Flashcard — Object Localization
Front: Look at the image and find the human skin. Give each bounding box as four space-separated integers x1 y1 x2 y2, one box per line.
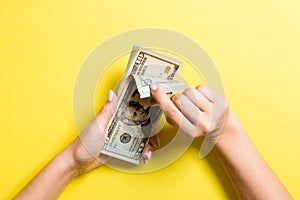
14 90 156 200
150 84 292 200
14 85 292 200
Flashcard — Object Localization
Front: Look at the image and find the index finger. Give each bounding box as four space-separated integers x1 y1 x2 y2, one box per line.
150 83 194 135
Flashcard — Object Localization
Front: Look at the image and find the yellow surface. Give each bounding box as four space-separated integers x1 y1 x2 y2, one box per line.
1 0 300 199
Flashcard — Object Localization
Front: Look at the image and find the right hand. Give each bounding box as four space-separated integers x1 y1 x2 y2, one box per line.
150 84 228 156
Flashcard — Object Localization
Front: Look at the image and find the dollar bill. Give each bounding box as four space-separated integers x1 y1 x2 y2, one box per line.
100 45 185 164
117 45 182 97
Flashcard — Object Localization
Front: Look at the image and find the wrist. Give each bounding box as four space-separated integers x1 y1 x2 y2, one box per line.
65 138 101 176
55 141 83 179
215 108 246 150
54 138 87 178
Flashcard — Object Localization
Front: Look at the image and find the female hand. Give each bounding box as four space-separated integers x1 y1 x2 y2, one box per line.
67 90 116 174
14 90 157 200
71 90 157 174
150 84 228 157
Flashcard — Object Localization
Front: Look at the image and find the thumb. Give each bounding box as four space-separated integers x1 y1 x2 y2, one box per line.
96 90 116 131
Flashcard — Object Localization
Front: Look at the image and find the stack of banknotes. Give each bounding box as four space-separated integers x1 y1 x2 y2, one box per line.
100 45 186 164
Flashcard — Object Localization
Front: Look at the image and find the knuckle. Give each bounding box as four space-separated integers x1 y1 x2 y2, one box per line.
195 85 206 91
198 121 210 133
183 88 197 100
183 88 193 96
185 125 200 138
213 96 228 113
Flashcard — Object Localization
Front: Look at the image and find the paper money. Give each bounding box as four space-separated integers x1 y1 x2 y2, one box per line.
100 45 186 164
117 45 182 96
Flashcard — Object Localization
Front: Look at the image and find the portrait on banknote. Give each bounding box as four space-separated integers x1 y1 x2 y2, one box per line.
121 88 157 127
118 78 162 138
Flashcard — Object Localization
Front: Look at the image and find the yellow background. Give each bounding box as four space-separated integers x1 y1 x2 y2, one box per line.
1 0 300 199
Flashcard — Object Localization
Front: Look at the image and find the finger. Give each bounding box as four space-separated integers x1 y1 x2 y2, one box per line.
149 134 160 148
183 88 212 112
171 94 204 126
196 85 213 102
142 143 153 154
196 85 228 117
96 90 116 131
150 84 182 123
141 144 152 164
150 84 195 135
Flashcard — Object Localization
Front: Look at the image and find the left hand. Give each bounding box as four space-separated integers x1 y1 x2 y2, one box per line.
69 90 158 175
69 90 116 175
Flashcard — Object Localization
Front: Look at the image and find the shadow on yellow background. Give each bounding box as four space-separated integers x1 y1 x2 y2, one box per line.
1 0 299 199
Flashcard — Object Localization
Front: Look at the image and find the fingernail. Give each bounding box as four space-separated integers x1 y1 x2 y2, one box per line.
142 151 152 164
107 90 114 102
150 83 157 91
145 151 152 160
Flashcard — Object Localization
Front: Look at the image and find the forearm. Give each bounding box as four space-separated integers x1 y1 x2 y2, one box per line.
214 109 291 200
14 142 79 200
